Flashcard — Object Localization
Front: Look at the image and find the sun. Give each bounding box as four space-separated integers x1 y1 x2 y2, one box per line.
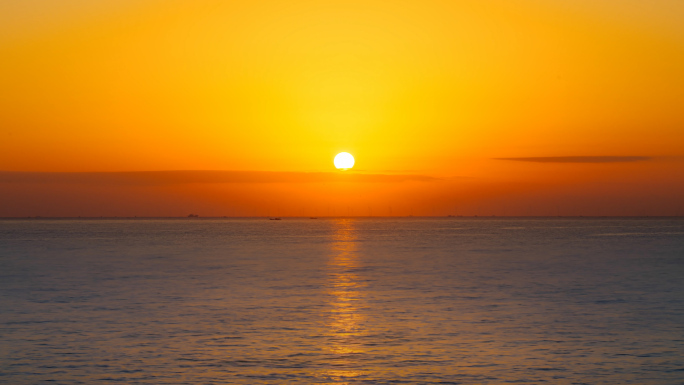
334 152 355 170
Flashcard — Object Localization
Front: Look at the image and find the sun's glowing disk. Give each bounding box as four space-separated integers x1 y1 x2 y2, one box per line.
334 152 355 170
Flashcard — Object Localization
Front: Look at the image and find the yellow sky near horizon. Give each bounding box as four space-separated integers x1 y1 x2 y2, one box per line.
1 0 683 216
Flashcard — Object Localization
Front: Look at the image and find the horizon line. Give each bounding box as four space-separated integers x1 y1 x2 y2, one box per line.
2 215 683 219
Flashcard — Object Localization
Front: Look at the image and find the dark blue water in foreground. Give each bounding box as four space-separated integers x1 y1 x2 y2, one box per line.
1 218 683 384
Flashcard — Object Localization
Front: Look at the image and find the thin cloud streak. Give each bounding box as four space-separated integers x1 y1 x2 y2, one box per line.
0 170 439 185
495 156 652 163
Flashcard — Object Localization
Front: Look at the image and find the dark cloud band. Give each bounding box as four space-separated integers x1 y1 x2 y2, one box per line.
0 170 438 185
495 156 652 163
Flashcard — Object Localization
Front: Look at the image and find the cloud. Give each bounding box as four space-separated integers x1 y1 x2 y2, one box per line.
0 170 439 185
494 156 652 163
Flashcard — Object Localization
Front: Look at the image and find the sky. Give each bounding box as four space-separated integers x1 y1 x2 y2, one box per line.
1 0 683 216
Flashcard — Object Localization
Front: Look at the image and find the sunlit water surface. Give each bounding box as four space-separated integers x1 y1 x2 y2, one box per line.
1 218 683 384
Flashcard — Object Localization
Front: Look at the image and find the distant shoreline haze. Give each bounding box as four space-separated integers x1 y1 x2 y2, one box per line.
1 166 683 217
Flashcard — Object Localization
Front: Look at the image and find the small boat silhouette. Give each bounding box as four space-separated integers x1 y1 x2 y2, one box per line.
269 217 282 220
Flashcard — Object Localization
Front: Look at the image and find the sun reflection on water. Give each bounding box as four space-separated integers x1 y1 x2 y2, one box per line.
323 218 367 382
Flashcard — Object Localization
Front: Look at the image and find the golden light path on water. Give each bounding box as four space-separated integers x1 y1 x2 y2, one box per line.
323 219 366 383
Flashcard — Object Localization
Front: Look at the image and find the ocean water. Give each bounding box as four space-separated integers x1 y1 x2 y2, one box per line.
1 218 683 384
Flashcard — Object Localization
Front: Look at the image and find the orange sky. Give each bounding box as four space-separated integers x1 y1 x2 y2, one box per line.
1 0 683 216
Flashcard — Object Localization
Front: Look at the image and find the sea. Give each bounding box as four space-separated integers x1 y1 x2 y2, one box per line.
1 218 683 384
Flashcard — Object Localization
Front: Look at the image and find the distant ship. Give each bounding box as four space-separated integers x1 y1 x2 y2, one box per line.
269 217 281 220
187 214 199 218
